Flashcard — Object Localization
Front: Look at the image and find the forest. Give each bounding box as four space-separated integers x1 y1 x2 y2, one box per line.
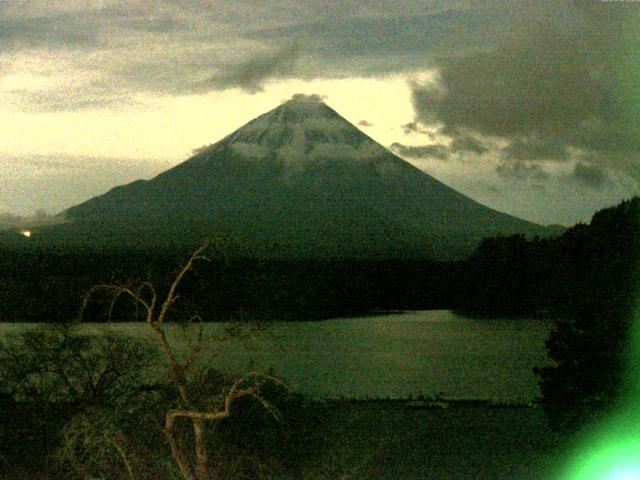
0 247 466 323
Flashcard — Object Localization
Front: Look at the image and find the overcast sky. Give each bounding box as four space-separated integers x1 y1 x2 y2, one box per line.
1 0 638 225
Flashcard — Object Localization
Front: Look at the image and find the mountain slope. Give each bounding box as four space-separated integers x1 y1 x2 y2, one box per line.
46 99 556 258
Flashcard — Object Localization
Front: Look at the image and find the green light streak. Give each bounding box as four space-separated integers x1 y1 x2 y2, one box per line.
560 410 640 479
558 263 640 478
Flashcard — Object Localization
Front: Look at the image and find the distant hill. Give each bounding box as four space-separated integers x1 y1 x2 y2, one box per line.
9 99 561 259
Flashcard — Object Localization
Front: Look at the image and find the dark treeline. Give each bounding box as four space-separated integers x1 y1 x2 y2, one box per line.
456 196 639 319
0 247 466 323
1 198 637 325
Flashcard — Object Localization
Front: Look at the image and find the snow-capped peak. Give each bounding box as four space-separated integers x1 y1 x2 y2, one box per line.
221 100 388 163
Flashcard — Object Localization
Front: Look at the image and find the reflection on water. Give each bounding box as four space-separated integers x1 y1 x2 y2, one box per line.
0 310 553 402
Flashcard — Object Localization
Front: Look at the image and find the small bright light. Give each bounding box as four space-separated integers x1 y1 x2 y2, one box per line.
20 230 31 238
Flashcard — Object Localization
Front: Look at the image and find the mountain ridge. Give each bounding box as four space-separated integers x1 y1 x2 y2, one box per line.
28 99 561 258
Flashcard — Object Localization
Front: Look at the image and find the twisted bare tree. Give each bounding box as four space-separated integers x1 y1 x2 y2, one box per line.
83 244 284 480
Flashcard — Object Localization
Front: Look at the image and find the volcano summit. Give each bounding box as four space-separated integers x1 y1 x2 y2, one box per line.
44 99 555 258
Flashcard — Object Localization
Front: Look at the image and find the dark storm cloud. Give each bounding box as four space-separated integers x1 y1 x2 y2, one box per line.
246 10 495 67
0 1 507 110
0 11 99 50
0 2 190 52
411 4 615 136
390 142 449 160
204 42 303 93
571 162 608 189
411 22 605 137
410 2 640 178
201 5 500 92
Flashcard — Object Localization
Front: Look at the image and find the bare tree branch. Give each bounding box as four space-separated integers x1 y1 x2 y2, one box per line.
157 242 210 325
79 242 284 480
82 284 153 322
109 434 136 480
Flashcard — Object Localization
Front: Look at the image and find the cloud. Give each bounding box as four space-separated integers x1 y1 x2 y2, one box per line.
306 141 386 161
390 135 487 161
411 10 610 137
230 142 268 159
0 2 191 53
401 121 435 139
245 7 512 76
0 1 511 110
390 142 449 160
287 93 326 103
0 211 25 228
495 161 548 182
0 10 100 51
358 120 373 127
571 162 608 189
13 87 137 112
450 136 487 155
501 137 568 162
205 42 303 93
410 3 640 178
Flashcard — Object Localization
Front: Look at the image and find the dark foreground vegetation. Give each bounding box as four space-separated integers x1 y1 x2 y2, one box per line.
0 324 565 479
1 397 566 479
0 325 305 479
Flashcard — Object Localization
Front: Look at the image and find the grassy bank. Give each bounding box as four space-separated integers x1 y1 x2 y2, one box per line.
296 400 566 479
1 399 568 479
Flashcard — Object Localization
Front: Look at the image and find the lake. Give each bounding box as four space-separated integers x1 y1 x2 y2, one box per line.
0 310 554 402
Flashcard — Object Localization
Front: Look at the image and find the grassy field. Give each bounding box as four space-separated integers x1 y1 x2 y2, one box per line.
1 397 571 479
289 400 567 479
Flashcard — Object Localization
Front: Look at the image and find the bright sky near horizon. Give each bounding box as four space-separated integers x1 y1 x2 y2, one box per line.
1 0 638 226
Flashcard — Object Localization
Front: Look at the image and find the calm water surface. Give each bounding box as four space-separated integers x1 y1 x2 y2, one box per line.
0 310 554 402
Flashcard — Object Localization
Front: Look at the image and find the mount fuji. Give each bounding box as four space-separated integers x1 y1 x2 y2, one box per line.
38 99 557 258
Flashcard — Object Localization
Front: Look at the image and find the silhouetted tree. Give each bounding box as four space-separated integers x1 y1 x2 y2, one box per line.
0 324 160 478
536 197 639 430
